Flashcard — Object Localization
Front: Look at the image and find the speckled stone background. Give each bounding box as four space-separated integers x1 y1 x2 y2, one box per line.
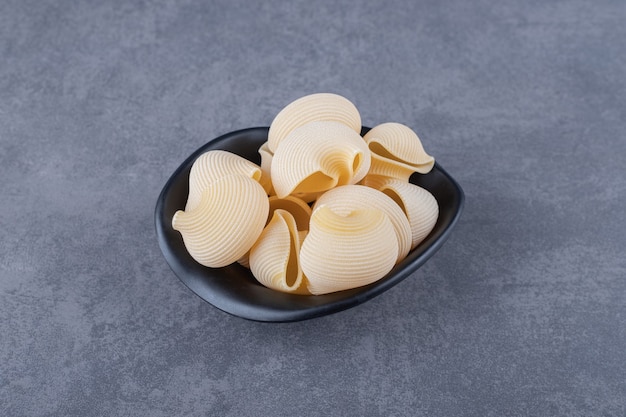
2 0 625 416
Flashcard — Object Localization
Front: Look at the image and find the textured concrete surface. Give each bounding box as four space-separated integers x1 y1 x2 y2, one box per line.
2 0 625 416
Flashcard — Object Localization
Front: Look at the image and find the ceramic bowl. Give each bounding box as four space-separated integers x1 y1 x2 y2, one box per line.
155 127 464 322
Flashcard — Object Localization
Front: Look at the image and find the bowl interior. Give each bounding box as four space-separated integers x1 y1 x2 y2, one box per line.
155 127 464 322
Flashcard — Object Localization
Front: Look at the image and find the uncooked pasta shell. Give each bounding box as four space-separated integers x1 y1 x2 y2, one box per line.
313 185 412 263
363 122 435 180
249 209 310 295
186 150 262 211
301 205 398 295
172 175 269 268
268 93 362 153
361 175 439 249
271 121 371 198
268 195 312 231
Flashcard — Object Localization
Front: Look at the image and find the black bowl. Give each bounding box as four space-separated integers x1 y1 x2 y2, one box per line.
155 127 464 322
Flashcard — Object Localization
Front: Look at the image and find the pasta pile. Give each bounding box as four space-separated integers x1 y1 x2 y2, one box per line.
172 93 439 295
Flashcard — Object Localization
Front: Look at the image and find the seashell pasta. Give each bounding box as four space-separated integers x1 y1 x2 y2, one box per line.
313 184 412 263
268 93 362 153
249 209 310 295
363 122 435 181
172 92 439 297
271 121 371 198
172 174 269 268
361 175 439 249
300 205 399 295
186 150 263 211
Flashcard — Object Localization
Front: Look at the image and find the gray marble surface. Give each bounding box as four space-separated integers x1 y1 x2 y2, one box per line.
2 0 625 416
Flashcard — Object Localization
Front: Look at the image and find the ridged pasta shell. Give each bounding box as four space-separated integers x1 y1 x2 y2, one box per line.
186 150 262 211
249 209 310 295
271 121 371 198
268 195 312 230
238 230 307 269
361 175 439 250
268 93 362 153
363 123 435 180
172 175 269 268
313 185 412 263
301 205 398 295
260 139 318 204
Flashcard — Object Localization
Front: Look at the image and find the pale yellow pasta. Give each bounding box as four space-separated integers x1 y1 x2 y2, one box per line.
271 121 371 198
300 205 398 295
236 225 309 269
363 122 434 180
268 195 312 230
172 175 269 268
249 209 310 295
260 140 320 203
186 150 262 211
313 185 412 263
361 175 439 249
268 93 362 153
173 92 441 297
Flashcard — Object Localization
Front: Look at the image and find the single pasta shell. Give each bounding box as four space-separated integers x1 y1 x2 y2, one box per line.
249 209 310 295
268 195 312 230
313 185 412 263
172 175 269 268
363 122 435 180
186 150 262 211
361 175 439 250
240 221 309 271
268 93 362 153
271 121 371 198
301 205 398 295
